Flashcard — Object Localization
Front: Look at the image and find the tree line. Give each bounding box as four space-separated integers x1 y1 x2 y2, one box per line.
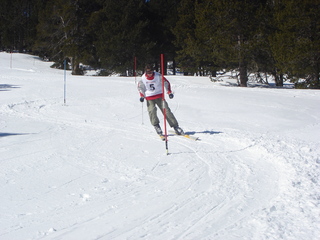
0 0 319 88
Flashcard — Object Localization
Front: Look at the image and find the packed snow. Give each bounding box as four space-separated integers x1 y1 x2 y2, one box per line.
0 52 319 240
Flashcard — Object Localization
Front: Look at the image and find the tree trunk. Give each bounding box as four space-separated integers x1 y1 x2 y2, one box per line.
71 57 83 75
173 60 176 75
239 60 248 87
273 69 283 87
212 70 217 77
276 74 284 87
238 34 248 87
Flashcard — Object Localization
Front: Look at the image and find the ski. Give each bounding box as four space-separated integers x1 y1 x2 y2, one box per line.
159 134 166 141
169 131 199 141
180 134 199 141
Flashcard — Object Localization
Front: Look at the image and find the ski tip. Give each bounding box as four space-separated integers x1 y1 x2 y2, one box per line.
183 134 199 141
169 130 199 140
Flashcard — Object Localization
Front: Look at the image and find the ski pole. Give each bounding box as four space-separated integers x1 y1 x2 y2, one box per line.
141 102 144 125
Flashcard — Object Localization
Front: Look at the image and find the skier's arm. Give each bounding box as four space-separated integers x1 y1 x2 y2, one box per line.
137 80 146 97
163 77 172 94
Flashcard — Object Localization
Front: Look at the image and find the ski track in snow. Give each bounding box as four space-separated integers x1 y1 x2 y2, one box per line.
0 53 319 240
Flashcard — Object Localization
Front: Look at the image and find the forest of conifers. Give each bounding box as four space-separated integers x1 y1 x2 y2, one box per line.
1 0 319 88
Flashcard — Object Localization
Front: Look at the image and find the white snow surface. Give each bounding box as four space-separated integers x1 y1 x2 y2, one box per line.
0 52 319 240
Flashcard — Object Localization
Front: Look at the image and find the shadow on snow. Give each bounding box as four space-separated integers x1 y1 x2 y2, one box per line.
0 84 20 91
186 130 222 135
0 133 28 138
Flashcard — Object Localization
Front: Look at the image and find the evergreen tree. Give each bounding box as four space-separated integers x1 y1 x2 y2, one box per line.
0 0 40 52
269 0 320 88
173 0 199 75
195 0 270 86
35 0 101 75
2 0 317 86
93 0 150 75
93 0 181 75
144 0 180 73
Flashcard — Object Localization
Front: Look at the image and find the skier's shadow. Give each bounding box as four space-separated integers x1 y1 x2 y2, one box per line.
0 132 28 138
185 130 222 136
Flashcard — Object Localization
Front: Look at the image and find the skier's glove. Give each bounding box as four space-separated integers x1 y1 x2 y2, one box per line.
169 93 174 99
140 97 144 102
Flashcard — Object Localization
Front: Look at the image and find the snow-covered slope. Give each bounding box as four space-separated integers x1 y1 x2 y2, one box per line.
1 52 319 240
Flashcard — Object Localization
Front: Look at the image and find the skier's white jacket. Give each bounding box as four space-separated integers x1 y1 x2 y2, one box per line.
138 72 172 100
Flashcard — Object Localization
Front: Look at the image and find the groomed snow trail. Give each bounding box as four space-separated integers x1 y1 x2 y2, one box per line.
0 53 319 240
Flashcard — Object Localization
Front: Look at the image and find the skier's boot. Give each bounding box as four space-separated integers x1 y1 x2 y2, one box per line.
174 126 184 135
154 124 163 136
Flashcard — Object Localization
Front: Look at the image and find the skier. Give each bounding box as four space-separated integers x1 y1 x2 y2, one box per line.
138 64 184 137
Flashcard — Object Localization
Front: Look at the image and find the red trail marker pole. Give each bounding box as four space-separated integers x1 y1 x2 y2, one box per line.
161 54 169 155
